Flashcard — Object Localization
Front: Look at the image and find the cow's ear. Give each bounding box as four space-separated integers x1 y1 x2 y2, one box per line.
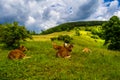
22 45 24 48
64 43 69 47
64 43 68 47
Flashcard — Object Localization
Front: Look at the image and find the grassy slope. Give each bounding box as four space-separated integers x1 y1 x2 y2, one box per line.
0 30 120 80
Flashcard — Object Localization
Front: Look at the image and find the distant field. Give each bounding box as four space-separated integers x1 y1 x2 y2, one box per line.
0 29 120 80
28 31 74 41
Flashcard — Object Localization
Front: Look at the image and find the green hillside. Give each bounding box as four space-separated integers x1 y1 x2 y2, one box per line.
0 28 120 80
41 21 106 34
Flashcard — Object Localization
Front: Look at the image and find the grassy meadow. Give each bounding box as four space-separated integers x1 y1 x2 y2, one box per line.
0 28 120 80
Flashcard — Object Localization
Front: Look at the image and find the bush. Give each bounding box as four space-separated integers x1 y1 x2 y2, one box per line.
57 35 73 43
91 26 104 39
50 37 57 41
91 35 99 39
85 27 92 31
51 35 73 43
74 27 80 36
0 22 32 48
91 27 99 35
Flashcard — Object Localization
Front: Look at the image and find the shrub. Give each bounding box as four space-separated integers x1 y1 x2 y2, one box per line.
91 26 104 39
91 27 99 35
58 35 73 43
91 35 99 39
51 35 73 43
0 22 32 48
85 27 92 31
74 27 80 36
50 37 57 41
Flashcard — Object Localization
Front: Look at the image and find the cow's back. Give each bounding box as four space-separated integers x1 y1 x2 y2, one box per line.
8 49 25 59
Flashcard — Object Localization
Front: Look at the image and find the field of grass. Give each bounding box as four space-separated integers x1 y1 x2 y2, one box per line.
0 30 120 80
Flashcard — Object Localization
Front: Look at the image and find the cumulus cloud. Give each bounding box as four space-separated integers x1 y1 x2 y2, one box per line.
114 10 120 17
89 0 120 20
0 0 120 32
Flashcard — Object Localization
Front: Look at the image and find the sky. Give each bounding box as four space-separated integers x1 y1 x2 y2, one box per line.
0 0 120 33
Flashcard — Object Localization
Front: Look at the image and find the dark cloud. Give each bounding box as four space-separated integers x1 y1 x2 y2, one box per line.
68 0 99 21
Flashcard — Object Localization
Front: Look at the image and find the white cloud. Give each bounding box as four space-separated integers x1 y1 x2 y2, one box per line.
26 16 36 25
88 0 120 21
0 0 120 32
114 10 120 17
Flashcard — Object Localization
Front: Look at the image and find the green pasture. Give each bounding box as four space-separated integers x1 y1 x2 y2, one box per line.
0 30 120 80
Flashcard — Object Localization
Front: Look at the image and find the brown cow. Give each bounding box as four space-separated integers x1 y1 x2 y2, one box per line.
52 43 73 58
82 48 92 53
8 45 28 60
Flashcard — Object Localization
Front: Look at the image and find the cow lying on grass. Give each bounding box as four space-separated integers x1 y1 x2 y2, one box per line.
52 43 73 58
82 48 92 53
8 45 31 60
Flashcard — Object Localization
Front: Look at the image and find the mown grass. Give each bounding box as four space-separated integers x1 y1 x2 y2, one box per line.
0 30 120 80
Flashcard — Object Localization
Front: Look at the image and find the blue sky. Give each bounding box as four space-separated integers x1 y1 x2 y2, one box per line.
0 0 120 32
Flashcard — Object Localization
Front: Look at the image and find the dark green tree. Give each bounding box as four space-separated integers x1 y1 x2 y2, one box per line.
102 16 120 50
74 27 80 36
57 35 73 43
0 22 32 48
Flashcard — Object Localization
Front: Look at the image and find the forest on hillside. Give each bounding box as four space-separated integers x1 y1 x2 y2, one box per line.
41 21 107 34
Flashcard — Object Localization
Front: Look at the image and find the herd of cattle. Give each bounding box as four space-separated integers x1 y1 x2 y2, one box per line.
7 43 91 60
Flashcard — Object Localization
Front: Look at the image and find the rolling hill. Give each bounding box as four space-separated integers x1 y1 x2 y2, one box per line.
41 21 106 34
0 28 120 80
